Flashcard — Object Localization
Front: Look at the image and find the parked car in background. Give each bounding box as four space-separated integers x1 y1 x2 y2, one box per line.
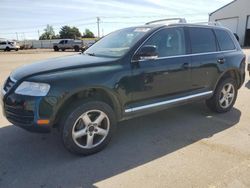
53 39 83 52
81 41 97 52
1 19 246 155
0 40 20 51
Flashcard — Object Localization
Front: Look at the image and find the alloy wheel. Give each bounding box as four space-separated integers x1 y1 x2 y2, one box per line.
219 83 235 109
72 110 110 149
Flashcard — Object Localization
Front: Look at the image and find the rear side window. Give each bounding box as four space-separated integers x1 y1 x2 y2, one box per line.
214 29 235 51
189 27 217 53
142 27 186 57
0 41 6 45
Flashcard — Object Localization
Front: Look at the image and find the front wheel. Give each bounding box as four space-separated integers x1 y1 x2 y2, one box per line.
74 46 80 52
61 101 116 155
53 46 59 51
206 78 238 113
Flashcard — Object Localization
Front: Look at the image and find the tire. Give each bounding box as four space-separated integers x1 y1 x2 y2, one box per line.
60 101 116 155
54 46 59 51
61 48 65 51
74 46 80 52
15 48 18 51
5 47 10 51
206 77 238 113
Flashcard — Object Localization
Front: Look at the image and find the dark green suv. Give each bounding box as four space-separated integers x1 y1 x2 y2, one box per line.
1 22 246 155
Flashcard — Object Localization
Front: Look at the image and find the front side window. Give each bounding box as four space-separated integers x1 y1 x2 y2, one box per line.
189 27 217 53
85 27 152 58
214 29 235 51
141 27 186 57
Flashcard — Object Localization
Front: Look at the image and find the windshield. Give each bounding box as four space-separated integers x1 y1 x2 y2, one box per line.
84 27 152 58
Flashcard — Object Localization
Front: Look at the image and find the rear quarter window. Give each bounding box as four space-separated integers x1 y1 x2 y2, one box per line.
189 27 217 54
214 29 235 51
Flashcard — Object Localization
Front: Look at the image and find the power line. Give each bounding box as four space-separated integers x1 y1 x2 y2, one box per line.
0 16 208 39
0 13 207 31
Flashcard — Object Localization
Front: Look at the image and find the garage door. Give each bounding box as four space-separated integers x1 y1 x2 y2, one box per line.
216 17 239 33
245 16 250 46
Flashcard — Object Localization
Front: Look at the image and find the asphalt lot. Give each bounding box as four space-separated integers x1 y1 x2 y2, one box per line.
0 49 250 188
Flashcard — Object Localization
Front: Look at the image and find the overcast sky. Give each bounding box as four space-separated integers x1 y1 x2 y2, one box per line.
0 0 232 40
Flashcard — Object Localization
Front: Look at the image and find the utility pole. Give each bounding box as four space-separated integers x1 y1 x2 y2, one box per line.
97 17 100 38
38 30 40 39
15 32 19 41
22 32 26 46
22 32 26 40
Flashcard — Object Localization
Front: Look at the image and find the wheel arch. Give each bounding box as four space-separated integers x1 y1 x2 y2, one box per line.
54 87 122 126
213 69 241 91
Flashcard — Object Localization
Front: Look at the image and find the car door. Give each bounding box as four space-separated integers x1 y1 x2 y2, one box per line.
58 40 64 48
188 27 224 92
64 40 70 48
130 27 191 106
0 41 7 50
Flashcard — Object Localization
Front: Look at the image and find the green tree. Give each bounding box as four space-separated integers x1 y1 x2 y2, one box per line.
39 25 57 40
82 29 95 38
59 26 81 39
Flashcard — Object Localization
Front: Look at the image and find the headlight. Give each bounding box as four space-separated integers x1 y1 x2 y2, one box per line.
15 81 50 96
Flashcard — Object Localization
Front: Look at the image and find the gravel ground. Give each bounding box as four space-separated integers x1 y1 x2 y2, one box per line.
0 49 249 188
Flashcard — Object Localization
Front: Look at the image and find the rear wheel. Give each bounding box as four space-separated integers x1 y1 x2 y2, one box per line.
5 47 10 51
206 78 237 113
60 101 116 155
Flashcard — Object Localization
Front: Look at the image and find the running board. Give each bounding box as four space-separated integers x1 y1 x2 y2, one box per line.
125 91 213 113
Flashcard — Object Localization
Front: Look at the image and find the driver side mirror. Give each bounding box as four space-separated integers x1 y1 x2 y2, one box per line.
134 45 158 61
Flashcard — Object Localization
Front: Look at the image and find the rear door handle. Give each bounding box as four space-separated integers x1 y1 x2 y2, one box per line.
183 62 191 69
217 58 225 64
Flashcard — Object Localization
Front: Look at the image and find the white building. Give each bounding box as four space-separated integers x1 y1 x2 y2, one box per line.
209 0 250 46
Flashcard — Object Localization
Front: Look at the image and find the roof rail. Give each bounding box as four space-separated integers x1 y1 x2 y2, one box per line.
192 21 222 26
145 18 187 25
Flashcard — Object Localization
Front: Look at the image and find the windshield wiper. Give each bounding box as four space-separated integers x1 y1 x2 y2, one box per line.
85 52 96 56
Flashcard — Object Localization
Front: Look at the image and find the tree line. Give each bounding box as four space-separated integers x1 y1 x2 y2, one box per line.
39 25 95 40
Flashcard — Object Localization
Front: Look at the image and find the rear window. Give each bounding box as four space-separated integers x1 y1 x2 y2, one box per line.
214 29 235 51
189 27 217 54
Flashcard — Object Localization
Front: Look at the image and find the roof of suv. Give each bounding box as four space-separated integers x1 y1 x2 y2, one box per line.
134 22 230 34
143 23 226 29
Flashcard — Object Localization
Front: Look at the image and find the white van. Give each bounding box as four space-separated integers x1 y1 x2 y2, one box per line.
0 40 20 51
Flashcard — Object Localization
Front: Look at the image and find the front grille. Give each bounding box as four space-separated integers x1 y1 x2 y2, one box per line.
5 104 34 126
3 77 16 94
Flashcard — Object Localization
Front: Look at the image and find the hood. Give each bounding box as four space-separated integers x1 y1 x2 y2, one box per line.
11 54 116 81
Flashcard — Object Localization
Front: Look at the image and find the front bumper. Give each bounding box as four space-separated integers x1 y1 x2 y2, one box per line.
1 92 55 133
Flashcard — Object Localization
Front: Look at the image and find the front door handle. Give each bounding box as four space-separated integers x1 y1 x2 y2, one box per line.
217 58 225 64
